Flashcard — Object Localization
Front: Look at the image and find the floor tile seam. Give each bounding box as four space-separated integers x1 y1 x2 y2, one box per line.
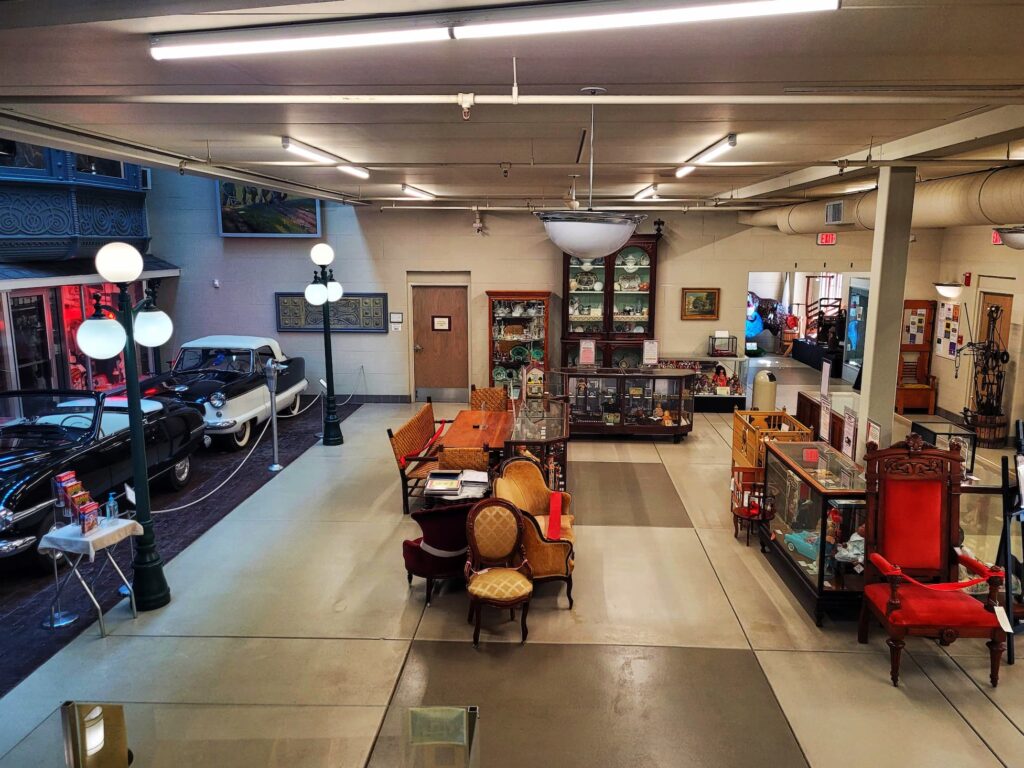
103 631 420 642
939 646 1024 740
407 636 753 652
691 526 811 768
905 649 1013 767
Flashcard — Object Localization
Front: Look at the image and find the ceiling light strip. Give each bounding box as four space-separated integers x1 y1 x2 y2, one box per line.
633 184 658 201
402 183 436 200
282 136 371 178
151 0 839 60
675 133 737 178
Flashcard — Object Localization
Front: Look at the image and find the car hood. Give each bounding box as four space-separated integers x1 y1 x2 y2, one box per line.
0 444 72 498
150 371 246 401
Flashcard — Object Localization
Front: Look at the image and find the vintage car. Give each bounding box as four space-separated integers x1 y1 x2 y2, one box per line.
145 335 307 450
784 530 821 562
0 390 204 571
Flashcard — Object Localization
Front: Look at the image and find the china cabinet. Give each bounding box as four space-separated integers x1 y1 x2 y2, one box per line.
487 290 551 397
759 441 867 625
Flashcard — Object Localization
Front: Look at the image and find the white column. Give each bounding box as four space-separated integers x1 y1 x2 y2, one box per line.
856 166 917 459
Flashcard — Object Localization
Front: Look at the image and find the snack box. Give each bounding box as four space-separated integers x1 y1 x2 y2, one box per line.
79 501 100 535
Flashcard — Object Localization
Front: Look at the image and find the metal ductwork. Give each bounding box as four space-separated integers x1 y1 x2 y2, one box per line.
738 165 1024 233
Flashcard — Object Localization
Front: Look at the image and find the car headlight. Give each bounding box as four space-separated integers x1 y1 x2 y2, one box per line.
0 508 12 532
209 392 226 408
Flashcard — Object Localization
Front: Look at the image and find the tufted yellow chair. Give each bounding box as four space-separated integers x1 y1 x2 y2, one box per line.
494 457 575 608
465 499 533 646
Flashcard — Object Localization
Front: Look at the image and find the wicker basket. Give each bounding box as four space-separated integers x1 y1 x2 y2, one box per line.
732 408 812 468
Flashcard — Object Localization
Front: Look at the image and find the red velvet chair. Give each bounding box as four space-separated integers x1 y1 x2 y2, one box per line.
403 501 473 606
859 434 1006 686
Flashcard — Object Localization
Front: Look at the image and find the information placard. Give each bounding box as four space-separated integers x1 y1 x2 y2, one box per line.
579 339 596 366
819 394 832 441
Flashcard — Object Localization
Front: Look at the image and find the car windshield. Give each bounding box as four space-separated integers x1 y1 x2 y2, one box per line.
174 347 252 374
0 393 99 447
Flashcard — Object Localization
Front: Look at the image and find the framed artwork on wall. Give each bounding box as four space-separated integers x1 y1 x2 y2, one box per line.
217 182 321 237
681 288 721 321
275 292 388 333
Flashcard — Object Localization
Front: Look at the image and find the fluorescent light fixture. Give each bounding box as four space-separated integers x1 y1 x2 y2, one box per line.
634 184 658 201
453 0 839 39
674 133 736 177
402 184 436 200
337 164 371 180
282 136 337 164
151 1 839 60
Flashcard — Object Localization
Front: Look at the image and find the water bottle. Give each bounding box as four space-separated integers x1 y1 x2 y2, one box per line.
104 492 119 521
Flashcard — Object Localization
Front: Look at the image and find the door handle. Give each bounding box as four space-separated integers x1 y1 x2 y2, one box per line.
413 344 424 352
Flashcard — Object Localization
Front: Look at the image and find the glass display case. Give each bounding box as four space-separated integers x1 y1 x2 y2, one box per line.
549 367 694 442
796 390 860 453
611 245 653 338
487 290 551 398
911 418 978 475
658 356 748 412
760 441 867 625
843 281 869 377
505 398 570 490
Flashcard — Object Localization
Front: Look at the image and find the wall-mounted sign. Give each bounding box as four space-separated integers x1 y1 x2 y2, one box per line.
642 339 659 366
579 339 596 366
820 359 831 397
432 315 451 332
841 406 857 459
992 230 1004 245
816 232 838 246
819 394 832 441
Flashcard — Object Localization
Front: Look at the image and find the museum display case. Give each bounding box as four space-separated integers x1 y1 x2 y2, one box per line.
660 356 748 412
549 367 694 441
731 408 813 470
795 390 860 454
505 397 570 490
488 290 551 397
759 441 867 625
911 418 978 475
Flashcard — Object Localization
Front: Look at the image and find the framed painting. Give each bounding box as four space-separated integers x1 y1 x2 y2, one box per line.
681 288 720 321
275 292 388 333
217 182 321 237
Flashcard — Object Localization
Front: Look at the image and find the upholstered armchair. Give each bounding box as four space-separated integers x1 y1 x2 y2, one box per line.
403 501 473 606
859 435 1006 686
465 499 533 646
470 384 510 412
494 457 574 607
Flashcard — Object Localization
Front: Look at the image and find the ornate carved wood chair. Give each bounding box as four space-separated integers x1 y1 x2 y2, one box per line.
465 499 533 647
470 384 510 412
859 435 1006 686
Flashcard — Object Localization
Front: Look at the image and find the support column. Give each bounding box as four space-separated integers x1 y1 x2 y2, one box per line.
856 166 917 459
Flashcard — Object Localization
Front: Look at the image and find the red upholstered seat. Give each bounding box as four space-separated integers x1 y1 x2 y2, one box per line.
864 583 999 628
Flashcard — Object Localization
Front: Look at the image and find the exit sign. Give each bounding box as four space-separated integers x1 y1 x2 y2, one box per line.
816 232 838 246
993 230 1004 245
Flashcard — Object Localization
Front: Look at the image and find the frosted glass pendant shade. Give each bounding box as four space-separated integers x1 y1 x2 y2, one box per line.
995 227 1024 250
326 280 344 302
77 317 127 359
134 308 174 347
95 242 144 283
535 211 647 259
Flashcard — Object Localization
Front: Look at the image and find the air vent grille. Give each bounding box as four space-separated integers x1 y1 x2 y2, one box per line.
825 200 844 225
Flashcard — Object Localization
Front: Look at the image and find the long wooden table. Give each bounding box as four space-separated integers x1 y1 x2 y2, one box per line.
439 410 513 450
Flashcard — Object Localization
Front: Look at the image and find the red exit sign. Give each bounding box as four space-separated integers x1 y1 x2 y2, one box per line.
816 232 838 246
993 230 1004 245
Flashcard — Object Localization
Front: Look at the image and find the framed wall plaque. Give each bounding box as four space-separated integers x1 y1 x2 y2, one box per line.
275 292 388 333
680 288 720 321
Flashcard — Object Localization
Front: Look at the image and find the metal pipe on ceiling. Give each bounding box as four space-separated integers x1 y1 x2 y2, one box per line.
380 204 766 212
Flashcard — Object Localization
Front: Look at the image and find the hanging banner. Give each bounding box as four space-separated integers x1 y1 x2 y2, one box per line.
935 301 962 360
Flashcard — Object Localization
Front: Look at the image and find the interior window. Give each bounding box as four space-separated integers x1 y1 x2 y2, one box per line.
74 153 124 178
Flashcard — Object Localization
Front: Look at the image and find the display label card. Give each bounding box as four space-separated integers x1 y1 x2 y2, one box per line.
841 407 857 459
820 360 831 397
995 606 1015 633
867 419 881 448
642 339 659 366
819 394 832 441
714 330 729 338
579 339 596 366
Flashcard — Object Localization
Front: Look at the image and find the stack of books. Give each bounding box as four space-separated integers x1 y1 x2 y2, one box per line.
424 470 490 499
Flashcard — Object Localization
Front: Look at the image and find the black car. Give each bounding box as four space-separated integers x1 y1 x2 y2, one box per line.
0 390 204 571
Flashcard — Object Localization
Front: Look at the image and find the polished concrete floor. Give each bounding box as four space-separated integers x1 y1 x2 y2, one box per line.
1 366 1023 766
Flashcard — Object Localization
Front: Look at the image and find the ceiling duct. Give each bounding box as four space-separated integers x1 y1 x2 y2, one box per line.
739 165 1024 233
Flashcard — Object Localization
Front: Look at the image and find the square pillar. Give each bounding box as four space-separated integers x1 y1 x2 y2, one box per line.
856 166 917 459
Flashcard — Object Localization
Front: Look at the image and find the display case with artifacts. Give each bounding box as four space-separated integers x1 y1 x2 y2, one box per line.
660 356 748 412
488 291 551 399
759 441 867 624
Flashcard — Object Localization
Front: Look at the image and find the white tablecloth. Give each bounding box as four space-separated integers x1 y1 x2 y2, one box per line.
38 518 143 562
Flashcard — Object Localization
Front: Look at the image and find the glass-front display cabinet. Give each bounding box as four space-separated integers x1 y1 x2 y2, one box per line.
659 356 749 412
488 291 551 398
504 398 570 491
760 441 867 625
911 418 978 475
549 367 694 442
796 390 861 454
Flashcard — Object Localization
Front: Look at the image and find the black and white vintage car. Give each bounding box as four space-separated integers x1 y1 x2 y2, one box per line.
146 335 307 450
0 390 204 571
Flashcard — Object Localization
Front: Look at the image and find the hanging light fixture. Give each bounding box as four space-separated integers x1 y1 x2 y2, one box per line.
536 87 646 259
994 226 1024 250
934 282 964 299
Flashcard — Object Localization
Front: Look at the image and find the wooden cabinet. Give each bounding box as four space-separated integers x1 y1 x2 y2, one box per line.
561 225 662 366
487 291 551 398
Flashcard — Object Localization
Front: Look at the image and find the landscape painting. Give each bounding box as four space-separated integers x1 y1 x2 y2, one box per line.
218 182 321 237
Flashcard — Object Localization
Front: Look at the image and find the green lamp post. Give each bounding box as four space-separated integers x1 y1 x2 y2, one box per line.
76 242 173 611
305 243 344 446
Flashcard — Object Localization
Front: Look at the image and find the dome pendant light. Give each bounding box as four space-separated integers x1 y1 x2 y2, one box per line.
994 226 1024 250
536 87 646 258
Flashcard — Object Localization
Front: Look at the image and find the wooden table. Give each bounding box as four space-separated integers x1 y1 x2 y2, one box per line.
440 410 513 450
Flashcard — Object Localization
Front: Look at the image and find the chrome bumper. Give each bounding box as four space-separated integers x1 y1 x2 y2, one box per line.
0 536 37 558
205 419 238 432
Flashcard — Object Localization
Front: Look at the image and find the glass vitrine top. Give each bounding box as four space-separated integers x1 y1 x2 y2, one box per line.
912 419 975 437
768 441 866 492
510 399 569 443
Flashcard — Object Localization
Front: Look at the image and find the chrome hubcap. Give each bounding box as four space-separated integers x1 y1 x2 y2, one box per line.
174 458 190 482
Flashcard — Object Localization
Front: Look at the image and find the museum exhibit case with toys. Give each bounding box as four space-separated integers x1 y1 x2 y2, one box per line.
760 441 867 625
796 390 861 454
549 367 694 442
488 290 551 399
659 355 748 412
505 393 570 491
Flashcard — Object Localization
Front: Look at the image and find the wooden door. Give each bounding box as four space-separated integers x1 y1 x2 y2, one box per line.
412 285 469 402
978 292 1012 348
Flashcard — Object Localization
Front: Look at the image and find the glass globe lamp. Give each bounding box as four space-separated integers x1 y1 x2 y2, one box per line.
305 282 328 306
95 242 144 284
77 316 127 359
310 243 335 266
326 280 343 302
134 307 174 347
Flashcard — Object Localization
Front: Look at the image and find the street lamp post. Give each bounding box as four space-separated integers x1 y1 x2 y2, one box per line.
305 243 344 446
76 242 174 611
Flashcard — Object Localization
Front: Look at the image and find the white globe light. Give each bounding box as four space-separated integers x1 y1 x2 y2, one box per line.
134 308 174 347
95 242 144 283
535 211 647 259
305 282 328 306
326 280 344 302
310 243 335 266
77 317 127 360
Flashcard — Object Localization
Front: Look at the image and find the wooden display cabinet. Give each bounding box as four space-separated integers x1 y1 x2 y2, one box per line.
488 291 551 398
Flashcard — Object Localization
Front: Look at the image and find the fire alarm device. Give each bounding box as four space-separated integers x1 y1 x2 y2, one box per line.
963 272 972 286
